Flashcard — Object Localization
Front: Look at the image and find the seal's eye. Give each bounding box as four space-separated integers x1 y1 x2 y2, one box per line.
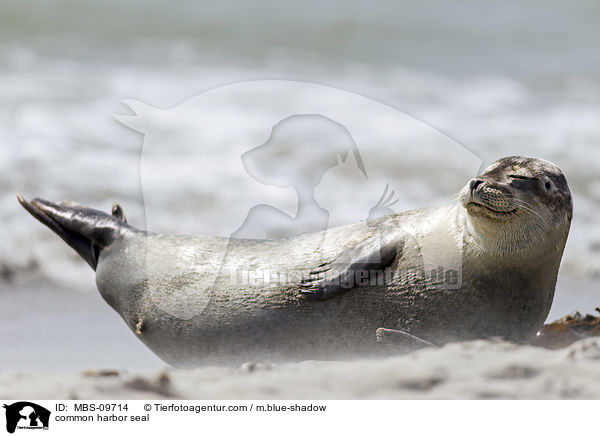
508 174 539 182
545 181 552 191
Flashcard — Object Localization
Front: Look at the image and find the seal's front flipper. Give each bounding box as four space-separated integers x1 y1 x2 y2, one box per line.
299 232 399 300
376 328 433 351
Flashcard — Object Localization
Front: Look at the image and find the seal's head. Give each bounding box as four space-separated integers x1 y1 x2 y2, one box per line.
459 156 572 255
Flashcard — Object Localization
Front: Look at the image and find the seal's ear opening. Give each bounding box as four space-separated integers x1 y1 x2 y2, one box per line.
17 194 129 271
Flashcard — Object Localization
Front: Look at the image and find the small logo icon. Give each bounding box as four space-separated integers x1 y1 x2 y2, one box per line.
3 402 50 434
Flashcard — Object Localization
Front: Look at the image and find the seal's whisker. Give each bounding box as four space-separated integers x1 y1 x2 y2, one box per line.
509 198 548 225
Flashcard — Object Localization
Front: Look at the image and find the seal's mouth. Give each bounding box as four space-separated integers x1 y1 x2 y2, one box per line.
466 201 518 217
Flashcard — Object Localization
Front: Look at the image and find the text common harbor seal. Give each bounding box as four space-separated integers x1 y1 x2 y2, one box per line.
18 156 572 366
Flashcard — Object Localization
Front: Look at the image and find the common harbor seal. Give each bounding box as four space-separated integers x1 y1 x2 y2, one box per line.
18 156 572 366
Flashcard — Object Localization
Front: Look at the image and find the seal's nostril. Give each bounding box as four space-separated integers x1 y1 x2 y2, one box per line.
470 179 484 192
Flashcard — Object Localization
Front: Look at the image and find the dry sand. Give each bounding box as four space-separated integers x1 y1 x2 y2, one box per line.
3 338 600 400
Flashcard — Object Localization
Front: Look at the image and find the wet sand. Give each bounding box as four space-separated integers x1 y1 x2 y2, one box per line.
0 281 163 372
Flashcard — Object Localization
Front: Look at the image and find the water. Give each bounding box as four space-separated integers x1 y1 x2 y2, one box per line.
1 1 599 313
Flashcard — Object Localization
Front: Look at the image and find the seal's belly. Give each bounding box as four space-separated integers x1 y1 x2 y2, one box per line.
153 285 395 365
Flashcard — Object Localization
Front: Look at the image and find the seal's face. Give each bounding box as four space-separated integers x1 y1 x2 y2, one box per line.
459 156 572 254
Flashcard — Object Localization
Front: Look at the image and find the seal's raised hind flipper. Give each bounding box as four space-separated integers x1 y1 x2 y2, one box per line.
299 232 400 300
17 194 132 271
